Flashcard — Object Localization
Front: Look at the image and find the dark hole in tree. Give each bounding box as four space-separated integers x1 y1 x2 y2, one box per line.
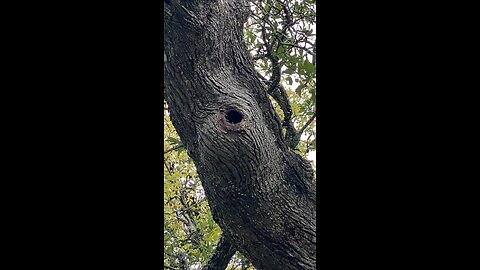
225 110 243 124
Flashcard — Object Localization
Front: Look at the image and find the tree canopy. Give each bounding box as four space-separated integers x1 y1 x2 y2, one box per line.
164 0 316 269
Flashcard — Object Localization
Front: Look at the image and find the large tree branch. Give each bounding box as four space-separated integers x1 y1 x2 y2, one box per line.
202 234 236 270
254 0 308 150
257 69 299 149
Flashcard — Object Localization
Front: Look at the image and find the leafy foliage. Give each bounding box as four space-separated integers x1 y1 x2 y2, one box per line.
164 104 222 269
164 0 316 268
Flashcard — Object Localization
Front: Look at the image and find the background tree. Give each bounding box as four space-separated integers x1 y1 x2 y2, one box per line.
164 0 316 269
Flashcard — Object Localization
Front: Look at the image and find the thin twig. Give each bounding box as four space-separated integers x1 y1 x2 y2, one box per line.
279 42 316 57
164 144 184 154
298 113 316 137
164 161 173 175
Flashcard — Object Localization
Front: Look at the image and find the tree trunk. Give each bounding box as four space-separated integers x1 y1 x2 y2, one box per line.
164 1 316 269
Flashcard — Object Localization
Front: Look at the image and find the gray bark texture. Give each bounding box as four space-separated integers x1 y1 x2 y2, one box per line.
164 0 316 269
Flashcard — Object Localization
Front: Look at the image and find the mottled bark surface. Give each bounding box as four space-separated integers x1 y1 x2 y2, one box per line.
164 1 316 269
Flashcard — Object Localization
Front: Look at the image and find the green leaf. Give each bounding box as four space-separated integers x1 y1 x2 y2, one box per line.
311 139 316 150
277 45 285 57
303 60 316 74
166 137 181 144
284 68 295 75
286 76 293 85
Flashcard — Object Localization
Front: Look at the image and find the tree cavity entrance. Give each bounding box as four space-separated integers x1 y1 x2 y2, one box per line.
225 110 243 124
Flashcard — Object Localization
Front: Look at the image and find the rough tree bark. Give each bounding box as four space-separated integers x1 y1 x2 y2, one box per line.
202 234 236 270
164 0 316 269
